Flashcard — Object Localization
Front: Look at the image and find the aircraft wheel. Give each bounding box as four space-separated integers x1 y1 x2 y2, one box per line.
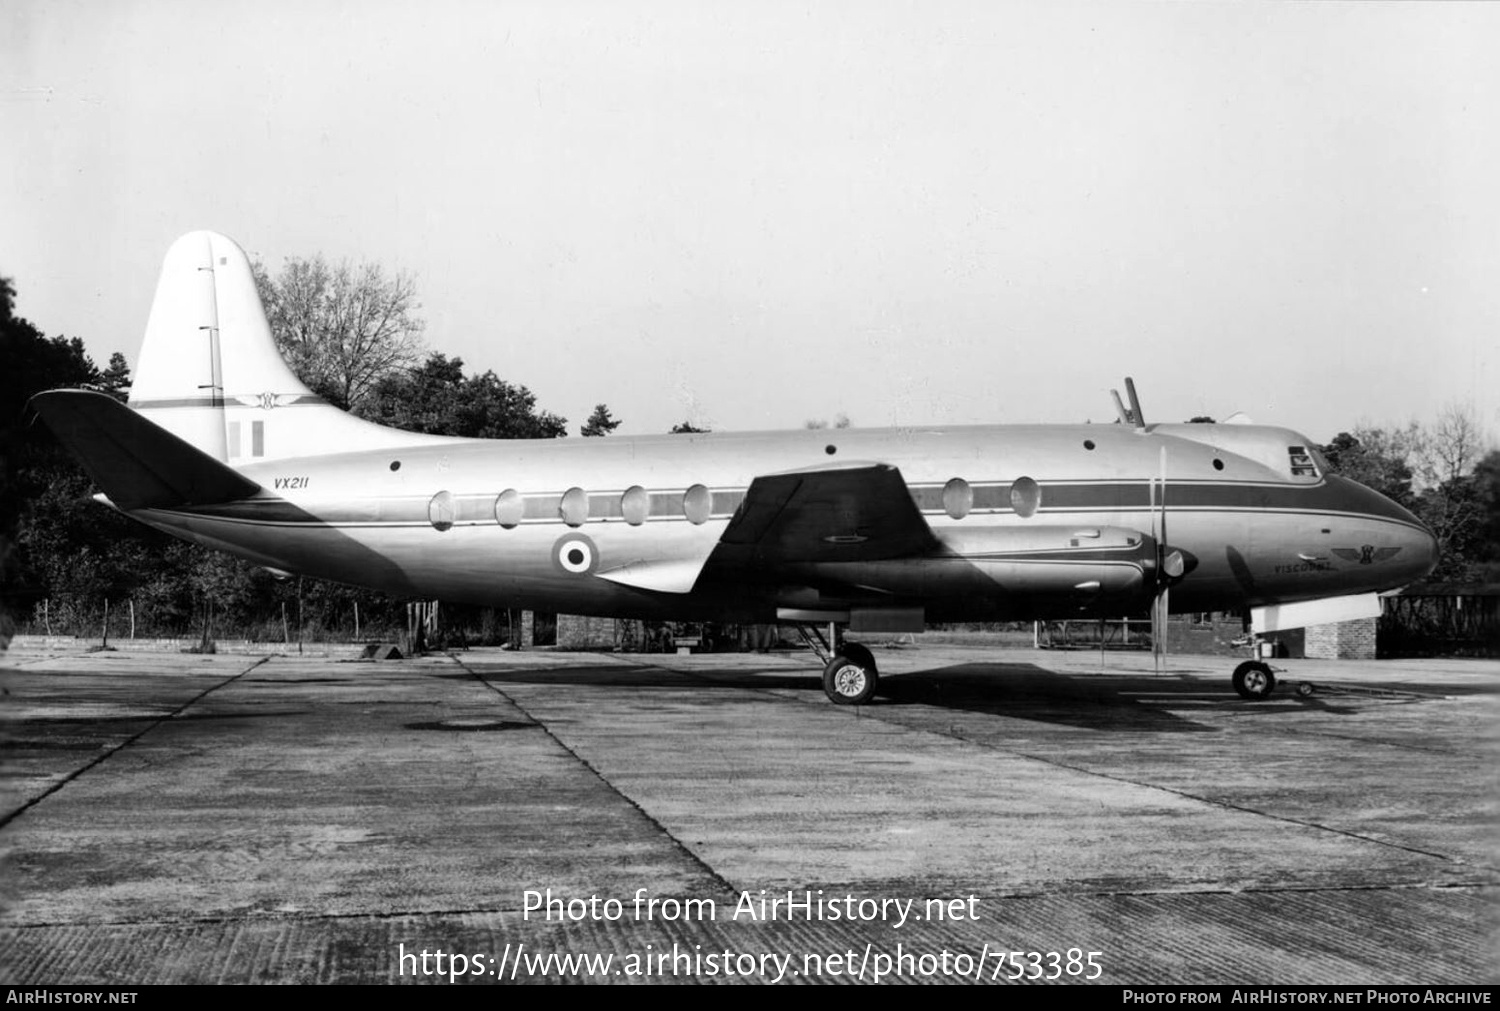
823 655 877 705
1296 681 1316 698
1232 661 1276 701
840 642 877 674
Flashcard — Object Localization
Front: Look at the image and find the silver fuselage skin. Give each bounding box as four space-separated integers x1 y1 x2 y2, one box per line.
125 419 1437 624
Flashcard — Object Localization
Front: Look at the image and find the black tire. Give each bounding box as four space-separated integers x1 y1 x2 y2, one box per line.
823 654 878 705
1232 660 1276 700
840 642 877 674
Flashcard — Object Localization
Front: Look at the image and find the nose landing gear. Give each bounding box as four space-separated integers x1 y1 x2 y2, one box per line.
1232 660 1277 700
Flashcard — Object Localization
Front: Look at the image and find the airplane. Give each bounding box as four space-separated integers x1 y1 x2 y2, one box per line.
30 231 1439 705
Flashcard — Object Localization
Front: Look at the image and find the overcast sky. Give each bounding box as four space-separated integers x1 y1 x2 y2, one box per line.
5 1 1497 442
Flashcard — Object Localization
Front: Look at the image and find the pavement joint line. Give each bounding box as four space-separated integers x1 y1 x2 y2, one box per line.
4 880 1493 931
610 655 1493 875
442 651 743 902
474 652 1500 884
928 724 1493 873
0 654 274 831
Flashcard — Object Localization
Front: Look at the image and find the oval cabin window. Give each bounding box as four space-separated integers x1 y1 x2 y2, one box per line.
428 490 456 532
942 478 972 520
683 484 712 525
1010 476 1041 518
494 489 523 528
559 487 589 528
621 485 649 526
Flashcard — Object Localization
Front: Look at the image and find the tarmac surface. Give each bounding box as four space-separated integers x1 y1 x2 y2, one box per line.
0 641 1495 985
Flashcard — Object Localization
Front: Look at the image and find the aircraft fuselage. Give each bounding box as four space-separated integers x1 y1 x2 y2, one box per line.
130 417 1437 625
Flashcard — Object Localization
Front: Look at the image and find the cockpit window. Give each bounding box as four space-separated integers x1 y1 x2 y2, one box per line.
1287 446 1320 479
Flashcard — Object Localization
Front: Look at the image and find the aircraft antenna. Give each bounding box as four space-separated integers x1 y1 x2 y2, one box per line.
195 265 224 408
1125 377 1146 430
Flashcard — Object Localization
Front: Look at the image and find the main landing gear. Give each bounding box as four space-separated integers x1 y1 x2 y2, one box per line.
823 642 878 705
794 625 879 705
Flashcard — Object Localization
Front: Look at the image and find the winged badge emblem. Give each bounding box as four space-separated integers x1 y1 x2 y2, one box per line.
234 392 302 411
1331 545 1403 566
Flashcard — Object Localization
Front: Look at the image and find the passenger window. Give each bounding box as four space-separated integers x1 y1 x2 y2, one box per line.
1010 476 1041 518
683 484 712 525
428 491 455 532
494 489 523 528
621 486 649 526
942 478 972 520
559 487 589 527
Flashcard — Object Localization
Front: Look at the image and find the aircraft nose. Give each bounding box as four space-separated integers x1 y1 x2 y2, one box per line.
1398 522 1441 584
1323 476 1440 586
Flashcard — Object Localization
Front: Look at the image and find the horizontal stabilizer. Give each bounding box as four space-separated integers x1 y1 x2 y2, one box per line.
30 390 262 510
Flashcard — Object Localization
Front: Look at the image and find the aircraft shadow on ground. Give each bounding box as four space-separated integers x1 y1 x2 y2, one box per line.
871 662 1380 731
438 658 1376 732
444 664 813 691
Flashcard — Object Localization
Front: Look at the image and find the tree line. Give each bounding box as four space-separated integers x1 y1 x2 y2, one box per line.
2 258 1496 646
0 257 705 643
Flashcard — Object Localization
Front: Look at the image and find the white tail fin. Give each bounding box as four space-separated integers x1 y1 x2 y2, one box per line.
129 231 441 463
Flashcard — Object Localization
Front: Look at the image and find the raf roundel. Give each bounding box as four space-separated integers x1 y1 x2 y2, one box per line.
553 534 599 576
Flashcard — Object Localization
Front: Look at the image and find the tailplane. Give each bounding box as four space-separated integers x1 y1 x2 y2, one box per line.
31 390 261 510
128 231 441 463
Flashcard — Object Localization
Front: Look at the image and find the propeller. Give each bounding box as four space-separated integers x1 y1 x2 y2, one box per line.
1109 377 1186 672
1150 445 1187 673
1151 447 1167 671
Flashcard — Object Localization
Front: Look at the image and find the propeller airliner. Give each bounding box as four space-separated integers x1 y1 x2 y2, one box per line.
31 232 1439 704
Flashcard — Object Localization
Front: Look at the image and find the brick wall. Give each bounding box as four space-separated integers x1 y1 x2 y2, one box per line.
1304 617 1377 660
556 614 617 649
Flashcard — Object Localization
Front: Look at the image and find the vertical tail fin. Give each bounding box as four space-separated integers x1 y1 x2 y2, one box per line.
129 231 440 463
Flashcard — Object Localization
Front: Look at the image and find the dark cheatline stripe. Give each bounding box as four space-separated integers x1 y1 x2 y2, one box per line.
130 395 329 409
523 494 562 521
165 476 1426 533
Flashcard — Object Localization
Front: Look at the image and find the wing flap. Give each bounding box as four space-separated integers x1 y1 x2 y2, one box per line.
720 462 937 563
30 389 261 510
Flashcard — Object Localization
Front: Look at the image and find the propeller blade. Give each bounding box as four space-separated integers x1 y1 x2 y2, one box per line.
1153 445 1168 674
1158 445 1168 549
1153 586 1169 674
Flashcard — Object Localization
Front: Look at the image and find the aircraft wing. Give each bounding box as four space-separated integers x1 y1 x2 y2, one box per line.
719 462 939 563
29 389 262 510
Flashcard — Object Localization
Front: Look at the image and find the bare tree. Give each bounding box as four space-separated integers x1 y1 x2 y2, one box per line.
253 255 425 410
1325 408 1496 582
1414 404 1492 580
1418 403 1486 489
